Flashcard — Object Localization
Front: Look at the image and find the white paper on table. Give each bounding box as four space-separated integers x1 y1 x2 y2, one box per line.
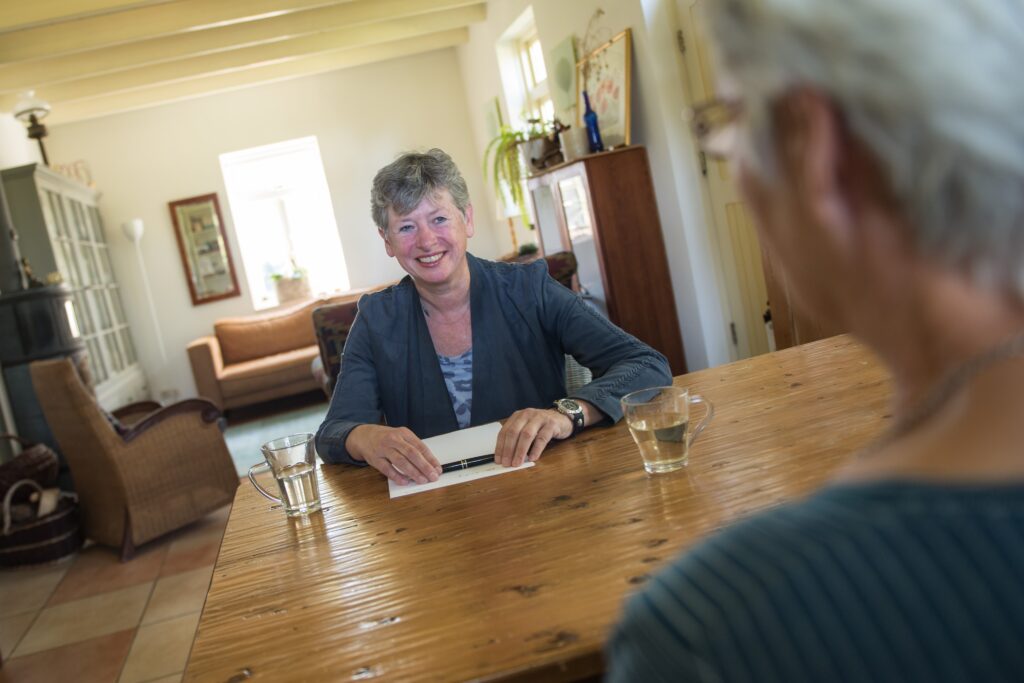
388 421 534 498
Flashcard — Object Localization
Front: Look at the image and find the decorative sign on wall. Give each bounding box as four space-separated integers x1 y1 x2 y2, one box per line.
168 193 241 306
549 35 578 117
576 28 632 149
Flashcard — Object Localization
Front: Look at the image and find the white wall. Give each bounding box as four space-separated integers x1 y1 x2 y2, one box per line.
45 47 500 401
457 0 734 370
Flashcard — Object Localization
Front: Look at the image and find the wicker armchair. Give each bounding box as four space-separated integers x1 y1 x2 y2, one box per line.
29 358 239 561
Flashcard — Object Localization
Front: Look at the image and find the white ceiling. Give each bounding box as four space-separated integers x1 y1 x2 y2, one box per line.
0 0 487 125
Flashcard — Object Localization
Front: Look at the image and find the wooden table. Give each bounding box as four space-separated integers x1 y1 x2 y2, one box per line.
185 335 892 682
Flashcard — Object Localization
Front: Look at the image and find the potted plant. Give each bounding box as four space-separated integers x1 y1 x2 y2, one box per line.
271 259 310 304
483 118 548 226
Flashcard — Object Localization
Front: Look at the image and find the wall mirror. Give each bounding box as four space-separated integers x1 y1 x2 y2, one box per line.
168 193 241 306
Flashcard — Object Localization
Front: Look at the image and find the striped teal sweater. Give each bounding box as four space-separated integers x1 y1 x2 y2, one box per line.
608 483 1024 682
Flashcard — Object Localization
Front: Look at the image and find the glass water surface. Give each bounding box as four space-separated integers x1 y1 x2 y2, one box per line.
627 413 690 473
274 462 321 515
621 386 713 474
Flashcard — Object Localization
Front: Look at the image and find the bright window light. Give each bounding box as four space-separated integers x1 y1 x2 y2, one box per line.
219 137 349 309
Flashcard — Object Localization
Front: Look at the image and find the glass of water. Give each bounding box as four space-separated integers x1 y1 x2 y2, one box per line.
621 386 714 474
248 433 322 516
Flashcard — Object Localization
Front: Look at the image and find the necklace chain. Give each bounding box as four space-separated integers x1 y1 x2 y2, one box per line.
869 330 1024 452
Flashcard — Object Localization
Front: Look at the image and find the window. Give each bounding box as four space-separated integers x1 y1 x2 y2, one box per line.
497 7 552 130
220 137 349 310
519 31 554 123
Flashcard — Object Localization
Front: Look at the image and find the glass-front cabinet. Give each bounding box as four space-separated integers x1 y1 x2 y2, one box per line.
1 163 147 408
526 147 687 374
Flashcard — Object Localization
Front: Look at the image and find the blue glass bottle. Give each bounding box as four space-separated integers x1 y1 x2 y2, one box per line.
582 90 604 153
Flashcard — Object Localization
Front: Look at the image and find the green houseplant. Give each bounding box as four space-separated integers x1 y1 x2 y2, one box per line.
270 259 310 304
483 118 548 227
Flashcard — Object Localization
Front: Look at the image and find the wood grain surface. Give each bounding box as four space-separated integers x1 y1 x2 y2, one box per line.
185 335 892 682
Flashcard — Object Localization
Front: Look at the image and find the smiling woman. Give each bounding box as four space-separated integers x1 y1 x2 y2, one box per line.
315 148 672 489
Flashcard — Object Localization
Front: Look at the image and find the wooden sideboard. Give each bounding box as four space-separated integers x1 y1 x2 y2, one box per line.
526 146 687 374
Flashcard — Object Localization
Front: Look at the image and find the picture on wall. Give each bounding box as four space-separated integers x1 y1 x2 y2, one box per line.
168 193 241 306
576 29 632 148
549 35 578 117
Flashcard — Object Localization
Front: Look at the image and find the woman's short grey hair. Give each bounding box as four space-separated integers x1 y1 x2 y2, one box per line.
371 148 471 231
706 0 1024 292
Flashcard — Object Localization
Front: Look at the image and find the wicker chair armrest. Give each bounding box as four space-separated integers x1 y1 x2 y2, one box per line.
111 401 162 422
119 399 222 444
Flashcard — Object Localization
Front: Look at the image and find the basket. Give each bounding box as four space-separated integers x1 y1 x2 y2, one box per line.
0 480 83 567
0 434 59 503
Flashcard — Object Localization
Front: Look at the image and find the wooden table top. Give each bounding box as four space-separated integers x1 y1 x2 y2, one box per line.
185 335 892 682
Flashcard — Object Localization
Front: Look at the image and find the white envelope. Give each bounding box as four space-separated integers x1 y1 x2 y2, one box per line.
387 421 534 498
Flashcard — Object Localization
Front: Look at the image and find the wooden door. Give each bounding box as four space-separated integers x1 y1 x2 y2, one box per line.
676 0 844 350
676 0 771 357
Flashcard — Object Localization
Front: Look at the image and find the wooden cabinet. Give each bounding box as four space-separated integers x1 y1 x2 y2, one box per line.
526 146 687 374
1 163 147 408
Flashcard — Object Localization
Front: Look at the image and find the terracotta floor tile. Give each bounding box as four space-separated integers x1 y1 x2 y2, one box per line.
142 565 214 625
14 582 151 656
0 628 135 683
0 561 70 618
0 612 35 659
118 611 200 683
48 542 168 606
159 510 229 578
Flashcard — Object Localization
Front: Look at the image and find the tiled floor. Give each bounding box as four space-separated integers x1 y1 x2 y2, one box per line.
0 504 230 683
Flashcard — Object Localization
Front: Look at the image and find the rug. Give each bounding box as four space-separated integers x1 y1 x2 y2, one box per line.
223 402 329 477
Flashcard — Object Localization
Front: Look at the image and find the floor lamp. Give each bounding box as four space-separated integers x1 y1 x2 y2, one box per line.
121 218 167 365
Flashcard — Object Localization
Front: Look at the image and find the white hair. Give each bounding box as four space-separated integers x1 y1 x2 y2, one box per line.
706 0 1024 291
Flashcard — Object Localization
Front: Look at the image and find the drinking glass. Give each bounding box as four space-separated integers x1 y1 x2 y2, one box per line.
248 433 322 516
621 386 714 474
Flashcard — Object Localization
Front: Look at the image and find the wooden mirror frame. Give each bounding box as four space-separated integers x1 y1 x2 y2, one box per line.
168 193 241 306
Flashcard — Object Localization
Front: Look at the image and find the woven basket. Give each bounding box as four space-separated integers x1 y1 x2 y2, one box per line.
0 434 59 503
1 480 83 567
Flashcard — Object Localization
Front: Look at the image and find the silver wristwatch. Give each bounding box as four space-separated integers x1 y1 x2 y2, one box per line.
553 398 585 437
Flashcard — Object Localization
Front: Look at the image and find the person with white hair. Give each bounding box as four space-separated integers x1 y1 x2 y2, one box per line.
608 1 1024 680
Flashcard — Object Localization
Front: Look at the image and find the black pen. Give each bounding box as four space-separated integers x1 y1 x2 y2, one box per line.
440 454 495 473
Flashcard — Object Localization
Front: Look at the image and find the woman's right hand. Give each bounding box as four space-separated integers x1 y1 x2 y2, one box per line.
346 424 441 485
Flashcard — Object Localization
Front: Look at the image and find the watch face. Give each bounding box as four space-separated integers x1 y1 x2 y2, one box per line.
558 398 580 412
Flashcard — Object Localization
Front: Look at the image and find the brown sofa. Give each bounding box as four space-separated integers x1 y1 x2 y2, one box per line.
187 292 369 410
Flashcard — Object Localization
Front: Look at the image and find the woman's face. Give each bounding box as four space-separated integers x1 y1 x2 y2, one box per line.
380 189 474 287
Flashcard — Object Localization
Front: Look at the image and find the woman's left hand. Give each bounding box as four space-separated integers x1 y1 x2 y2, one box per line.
495 408 574 467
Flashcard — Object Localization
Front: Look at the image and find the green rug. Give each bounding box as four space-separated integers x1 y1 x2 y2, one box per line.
223 403 329 476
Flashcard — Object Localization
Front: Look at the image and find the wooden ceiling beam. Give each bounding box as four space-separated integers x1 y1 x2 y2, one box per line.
0 5 483 109
0 0 356 64
45 27 468 124
0 1 169 33
0 0 479 92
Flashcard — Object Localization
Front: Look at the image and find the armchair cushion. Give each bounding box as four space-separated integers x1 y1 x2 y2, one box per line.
312 299 360 395
545 251 578 289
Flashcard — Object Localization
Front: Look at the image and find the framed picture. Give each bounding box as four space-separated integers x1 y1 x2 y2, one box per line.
549 34 578 117
168 193 241 306
576 28 632 148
